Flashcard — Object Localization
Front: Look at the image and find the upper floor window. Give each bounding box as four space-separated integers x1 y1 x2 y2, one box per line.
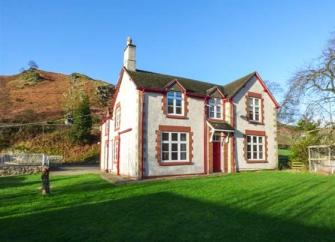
114 105 121 130
167 91 183 115
208 98 222 119
247 97 260 122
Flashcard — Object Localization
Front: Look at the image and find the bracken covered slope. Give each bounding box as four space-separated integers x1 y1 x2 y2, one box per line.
0 69 113 122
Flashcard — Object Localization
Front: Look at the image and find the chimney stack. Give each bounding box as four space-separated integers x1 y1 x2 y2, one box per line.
123 37 136 71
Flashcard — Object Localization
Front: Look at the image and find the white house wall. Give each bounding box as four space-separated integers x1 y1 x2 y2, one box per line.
107 71 140 177
233 77 278 170
100 121 107 170
144 93 205 177
119 131 138 176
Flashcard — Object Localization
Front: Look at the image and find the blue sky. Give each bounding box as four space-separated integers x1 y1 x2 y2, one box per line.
1 0 334 100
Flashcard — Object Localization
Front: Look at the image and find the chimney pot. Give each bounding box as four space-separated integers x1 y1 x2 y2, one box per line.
123 37 136 71
127 37 132 45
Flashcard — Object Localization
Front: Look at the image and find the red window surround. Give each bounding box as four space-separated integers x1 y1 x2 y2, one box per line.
161 81 189 119
245 92 264 125
244 130 268 163
207 98 226 122
155 125 193 166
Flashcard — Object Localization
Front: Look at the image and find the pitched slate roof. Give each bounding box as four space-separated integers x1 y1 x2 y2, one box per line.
207 121 234 131
126 69 256 98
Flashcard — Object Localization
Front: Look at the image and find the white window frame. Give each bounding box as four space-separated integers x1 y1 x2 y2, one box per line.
167 91 184 115
113 139 119 162
208 98 222 119
161 132 188 162
246 135 265 160
248 97 261 122
115 106 121 130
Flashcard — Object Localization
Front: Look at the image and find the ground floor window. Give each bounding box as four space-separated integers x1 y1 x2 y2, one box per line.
246 135 264 160
113 138 119 162
161 132 188 162
104 142 109 165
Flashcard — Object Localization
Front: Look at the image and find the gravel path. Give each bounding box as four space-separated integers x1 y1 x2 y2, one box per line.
50 164 100 176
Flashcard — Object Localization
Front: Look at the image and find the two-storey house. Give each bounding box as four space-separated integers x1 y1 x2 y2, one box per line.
101 38 279 179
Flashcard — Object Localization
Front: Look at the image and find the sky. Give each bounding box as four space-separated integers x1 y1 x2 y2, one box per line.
1 0 334 101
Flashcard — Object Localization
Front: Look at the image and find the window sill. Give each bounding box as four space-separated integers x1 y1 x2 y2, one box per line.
248 120 264 125
166 115 188 119
207 118 225 122
159 161 193 166
246 160 268 163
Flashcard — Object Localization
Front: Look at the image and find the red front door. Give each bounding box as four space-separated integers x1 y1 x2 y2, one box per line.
213 142 221 172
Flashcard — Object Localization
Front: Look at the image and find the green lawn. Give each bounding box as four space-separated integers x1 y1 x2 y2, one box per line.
0 172 334 242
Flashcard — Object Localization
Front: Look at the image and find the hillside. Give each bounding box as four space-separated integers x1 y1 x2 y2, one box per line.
0 68 113 123
0 68 114 162
277 122 300 147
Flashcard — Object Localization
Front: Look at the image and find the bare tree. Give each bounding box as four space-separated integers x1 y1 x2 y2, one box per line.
280 33 335 126
264 80 283 100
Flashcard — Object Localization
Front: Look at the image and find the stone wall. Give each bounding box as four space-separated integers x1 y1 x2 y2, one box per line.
0 165 44 176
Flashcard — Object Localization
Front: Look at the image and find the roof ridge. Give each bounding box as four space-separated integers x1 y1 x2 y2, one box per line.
126 68 257 97
135 69 256 88
134 69 215 86
223 71 256 87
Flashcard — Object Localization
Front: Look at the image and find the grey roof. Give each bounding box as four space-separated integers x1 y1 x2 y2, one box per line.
126 69 256 98
208 121 234 131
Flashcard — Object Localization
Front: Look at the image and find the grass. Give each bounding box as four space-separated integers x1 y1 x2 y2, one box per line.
0 172 334 242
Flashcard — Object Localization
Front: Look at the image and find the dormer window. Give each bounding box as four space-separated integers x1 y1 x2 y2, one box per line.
167 91 183 115
208 98 222 119
247 97 260 122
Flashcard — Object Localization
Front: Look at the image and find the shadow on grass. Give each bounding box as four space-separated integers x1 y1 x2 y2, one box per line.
0 175 39 189
0 174 81 190
1 192 334 242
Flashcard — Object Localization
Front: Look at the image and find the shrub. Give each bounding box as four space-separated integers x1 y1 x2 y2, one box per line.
290 134 319 168
289 118 321 168
96 85 114 106
21 68 42 85
11 129 100 163
68 95 92 144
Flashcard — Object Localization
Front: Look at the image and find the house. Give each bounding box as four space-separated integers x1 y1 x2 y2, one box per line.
100 37 280 179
